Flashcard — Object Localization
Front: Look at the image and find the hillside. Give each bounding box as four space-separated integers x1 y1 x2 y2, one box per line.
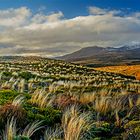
0 56 140 139
95 65 140 80
59 45 140 66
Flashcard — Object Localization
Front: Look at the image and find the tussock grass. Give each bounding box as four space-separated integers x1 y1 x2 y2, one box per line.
2 117 16 140
30 89 54 108
79 92 96 104
12 95 25 107
44 126 62 140
93 97 112 115
21 121 43 138
0 57 140 139
62 105 92 140
1 117 43 140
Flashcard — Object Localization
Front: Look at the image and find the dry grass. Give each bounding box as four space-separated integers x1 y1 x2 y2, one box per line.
136 97 140 106
44 126 62 140
79 92 96 104
0 95 26 124
2 117 43 140
95 65 140 80
21 121 43 138
62 105 92 140
30 89 54 108
12 95 25 107
2 117 16 140
93 97 112 115
55 94 78 109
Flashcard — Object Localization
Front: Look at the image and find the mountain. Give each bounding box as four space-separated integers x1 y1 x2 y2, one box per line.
58 44 140 67
59 46 106 60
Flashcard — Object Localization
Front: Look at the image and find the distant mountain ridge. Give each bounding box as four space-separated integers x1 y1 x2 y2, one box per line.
58 44 140 66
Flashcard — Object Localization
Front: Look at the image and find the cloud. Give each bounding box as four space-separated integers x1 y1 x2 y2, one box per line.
0 6 140 57
38 6 46 12
89 6 107 15
0 7 31 28
134 12 140 18
88 6 121 16
31 11 63 23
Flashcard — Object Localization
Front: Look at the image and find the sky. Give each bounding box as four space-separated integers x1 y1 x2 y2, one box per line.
0 0 140 57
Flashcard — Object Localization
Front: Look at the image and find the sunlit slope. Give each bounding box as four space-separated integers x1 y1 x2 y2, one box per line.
95 65 140 80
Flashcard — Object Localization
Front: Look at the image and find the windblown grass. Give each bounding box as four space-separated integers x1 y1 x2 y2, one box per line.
2 117 43 140
62 105 93 140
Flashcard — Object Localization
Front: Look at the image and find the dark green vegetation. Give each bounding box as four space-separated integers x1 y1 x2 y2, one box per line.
0 56 140 140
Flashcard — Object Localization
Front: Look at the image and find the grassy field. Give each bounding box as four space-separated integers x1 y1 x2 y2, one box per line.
95 65 140 80
0 56 140 139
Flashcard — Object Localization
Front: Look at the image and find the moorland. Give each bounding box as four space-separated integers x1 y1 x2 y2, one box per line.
0 56 139 140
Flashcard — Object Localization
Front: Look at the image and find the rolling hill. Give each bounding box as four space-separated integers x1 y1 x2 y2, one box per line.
58 44 140 66
0 56 140 139
95 65 140 80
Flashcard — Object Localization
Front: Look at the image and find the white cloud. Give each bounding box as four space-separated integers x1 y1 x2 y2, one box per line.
89 6 107 15
31 11 63 24
88 6 121 16
0 7 31 28
0 6 140 57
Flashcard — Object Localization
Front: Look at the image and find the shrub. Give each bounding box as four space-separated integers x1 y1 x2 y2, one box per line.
2 71 12 77
14 136 31 140
25 105 61 126
0 90 19 105
86 122 112 139
19 72 35 81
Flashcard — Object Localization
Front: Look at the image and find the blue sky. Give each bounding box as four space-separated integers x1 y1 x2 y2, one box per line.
0 0 140 56
0 0 139 18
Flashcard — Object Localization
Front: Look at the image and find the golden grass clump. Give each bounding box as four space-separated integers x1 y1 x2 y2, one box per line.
30 89 54 108
94 97 112 115
79 92 96 104
62 105 92 140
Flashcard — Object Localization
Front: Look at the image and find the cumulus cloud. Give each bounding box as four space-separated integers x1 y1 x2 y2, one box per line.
0 6 140 57
88 6 121 16
0 7 31 28
31 11 63 24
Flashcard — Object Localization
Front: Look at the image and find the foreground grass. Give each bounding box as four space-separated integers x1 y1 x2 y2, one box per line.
0 85 140 139
0 57 139 139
